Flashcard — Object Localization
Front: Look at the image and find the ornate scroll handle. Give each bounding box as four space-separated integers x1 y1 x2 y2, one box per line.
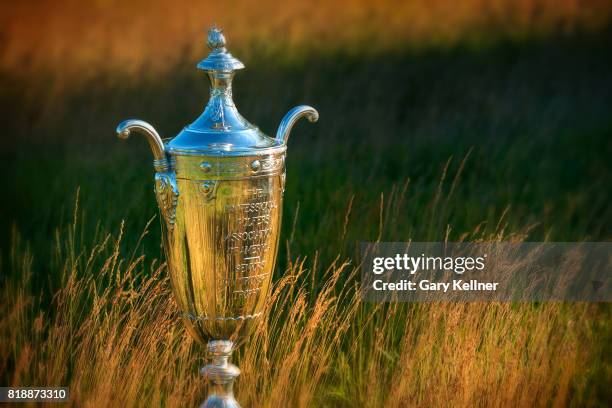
116 119 169 172
116 119 178 232
275 105 319 146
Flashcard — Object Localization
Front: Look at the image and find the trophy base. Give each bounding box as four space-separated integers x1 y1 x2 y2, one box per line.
200 340 241 408
200 395 240 408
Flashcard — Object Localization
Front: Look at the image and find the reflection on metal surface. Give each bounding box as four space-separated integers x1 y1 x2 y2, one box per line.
167 160 283 344
116 26 317 407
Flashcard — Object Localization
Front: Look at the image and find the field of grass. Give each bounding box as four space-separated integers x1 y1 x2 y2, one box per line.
1 1 611 406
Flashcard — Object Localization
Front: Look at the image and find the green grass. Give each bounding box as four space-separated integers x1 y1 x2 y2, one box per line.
3 32 610 263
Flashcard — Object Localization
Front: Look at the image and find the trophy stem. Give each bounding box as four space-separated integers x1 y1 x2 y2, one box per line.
200 340 241 408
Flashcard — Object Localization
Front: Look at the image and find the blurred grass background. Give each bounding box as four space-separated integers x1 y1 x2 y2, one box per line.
1 0 611 406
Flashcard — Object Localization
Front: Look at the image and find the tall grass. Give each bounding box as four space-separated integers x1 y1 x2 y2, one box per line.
1 177 607 406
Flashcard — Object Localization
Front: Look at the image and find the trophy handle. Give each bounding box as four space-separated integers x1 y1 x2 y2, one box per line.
116 119 169 172
275 105 319 145
116 119 178 231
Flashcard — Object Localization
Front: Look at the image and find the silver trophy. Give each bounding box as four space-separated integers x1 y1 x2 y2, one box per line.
116 27 318 407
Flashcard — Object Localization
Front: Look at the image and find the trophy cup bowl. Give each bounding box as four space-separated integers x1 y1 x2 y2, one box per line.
116 27 317 407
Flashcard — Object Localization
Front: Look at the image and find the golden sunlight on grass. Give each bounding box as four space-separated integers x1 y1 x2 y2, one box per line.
1 190 605 407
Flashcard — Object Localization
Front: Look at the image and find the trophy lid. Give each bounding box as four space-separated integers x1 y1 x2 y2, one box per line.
167 27 279 156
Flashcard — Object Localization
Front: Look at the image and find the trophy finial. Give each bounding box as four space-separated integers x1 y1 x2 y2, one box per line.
207 26 226 51
197 25 244 72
